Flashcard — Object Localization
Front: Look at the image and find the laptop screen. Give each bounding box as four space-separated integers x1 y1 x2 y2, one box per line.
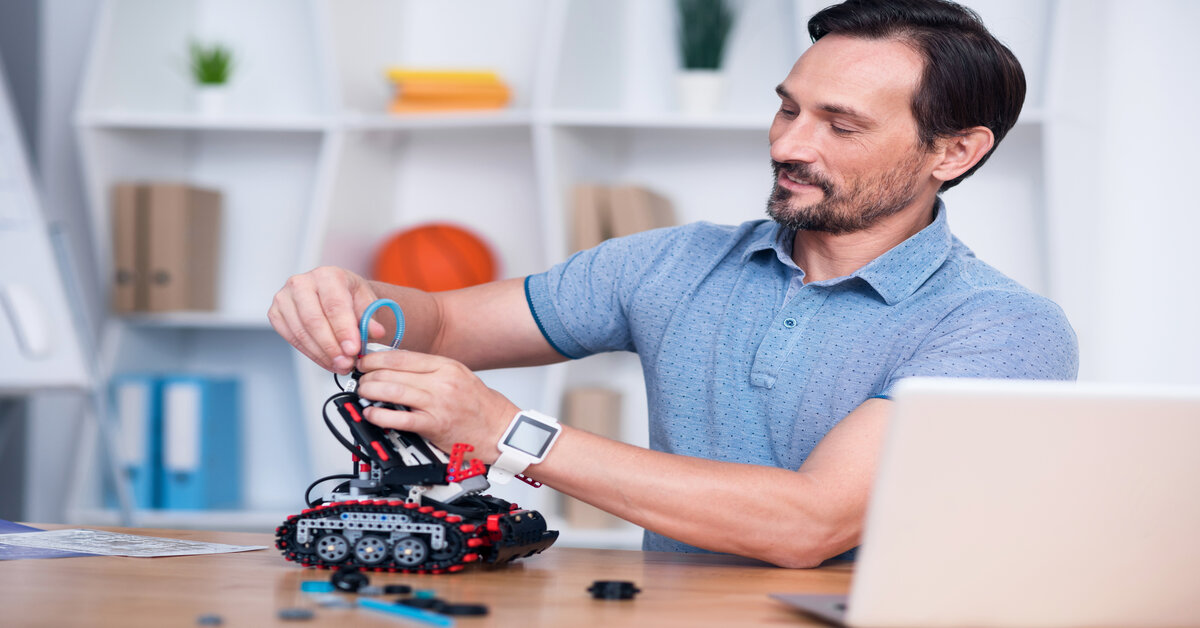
846 377 1200 627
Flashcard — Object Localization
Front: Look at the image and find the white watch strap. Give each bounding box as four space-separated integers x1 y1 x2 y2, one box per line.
487 451 526 485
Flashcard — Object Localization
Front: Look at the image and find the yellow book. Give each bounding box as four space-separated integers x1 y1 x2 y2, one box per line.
385 67 503 85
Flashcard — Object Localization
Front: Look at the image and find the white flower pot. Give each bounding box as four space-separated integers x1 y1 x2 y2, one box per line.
195 85 230 116
676 70 725 116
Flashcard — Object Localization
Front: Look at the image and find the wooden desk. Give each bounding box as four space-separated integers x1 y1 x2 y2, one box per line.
1 525 851 627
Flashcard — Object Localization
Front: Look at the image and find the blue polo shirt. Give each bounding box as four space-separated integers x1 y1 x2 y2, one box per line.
525 200 1078 554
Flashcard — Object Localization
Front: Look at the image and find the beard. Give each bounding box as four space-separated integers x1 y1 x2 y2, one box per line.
766 152 927 235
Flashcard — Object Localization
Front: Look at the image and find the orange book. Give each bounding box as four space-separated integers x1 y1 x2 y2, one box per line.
388 98 509 113
395 80 510 101
393 94 510 106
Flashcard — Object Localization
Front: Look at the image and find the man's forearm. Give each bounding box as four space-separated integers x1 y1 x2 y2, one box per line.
524 398 890 567
531 426 863 568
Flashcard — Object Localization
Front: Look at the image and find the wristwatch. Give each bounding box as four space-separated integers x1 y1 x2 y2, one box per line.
487 409 562 484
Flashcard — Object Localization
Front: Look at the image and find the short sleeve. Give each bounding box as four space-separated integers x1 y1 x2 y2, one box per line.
879 290 1079 396
525 227 685 359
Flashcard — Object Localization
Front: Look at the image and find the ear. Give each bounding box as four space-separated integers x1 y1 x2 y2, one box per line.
931 126 994 184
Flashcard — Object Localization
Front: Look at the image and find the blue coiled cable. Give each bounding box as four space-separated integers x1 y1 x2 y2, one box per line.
358 298 405 355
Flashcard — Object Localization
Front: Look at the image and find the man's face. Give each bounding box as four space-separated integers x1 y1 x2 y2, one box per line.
767 35 937 235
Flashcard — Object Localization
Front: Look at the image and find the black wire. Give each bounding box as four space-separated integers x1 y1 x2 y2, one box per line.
305 474 356 508
323 393 371 461
301 385 372 507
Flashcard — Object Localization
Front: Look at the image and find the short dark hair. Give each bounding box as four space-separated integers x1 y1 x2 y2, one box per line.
808 0 1026 191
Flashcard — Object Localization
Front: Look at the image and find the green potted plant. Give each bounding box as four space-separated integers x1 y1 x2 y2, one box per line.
189 41 235 115
675 0 734 115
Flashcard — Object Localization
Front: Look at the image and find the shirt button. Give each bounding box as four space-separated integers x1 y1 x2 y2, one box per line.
783 317 797 328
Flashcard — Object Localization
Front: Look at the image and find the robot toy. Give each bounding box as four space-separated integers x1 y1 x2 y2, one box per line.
276 300 558 573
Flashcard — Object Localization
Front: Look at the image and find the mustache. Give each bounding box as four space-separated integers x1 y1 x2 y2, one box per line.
772 160 834 196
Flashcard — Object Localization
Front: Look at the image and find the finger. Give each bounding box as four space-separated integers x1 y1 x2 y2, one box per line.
267 300 289 344
290 279 349 369
354 309 387 342
349 281 388 345
358 349 450 374
314 271 363 357
357 374 437 410
363 405 436 435
272 293 337 372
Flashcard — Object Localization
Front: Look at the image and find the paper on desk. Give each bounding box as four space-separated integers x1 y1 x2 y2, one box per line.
0 521 96 559
0 528 267 558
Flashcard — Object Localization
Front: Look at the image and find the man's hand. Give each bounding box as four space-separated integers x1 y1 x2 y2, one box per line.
268 266 386 374
355 350 519 460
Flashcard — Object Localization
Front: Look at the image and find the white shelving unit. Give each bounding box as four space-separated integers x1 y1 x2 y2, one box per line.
73 0 1059 545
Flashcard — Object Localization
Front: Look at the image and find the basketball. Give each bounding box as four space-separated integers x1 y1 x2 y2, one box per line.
371 223 498 292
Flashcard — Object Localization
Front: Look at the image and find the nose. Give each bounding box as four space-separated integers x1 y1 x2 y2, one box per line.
769 114 820 165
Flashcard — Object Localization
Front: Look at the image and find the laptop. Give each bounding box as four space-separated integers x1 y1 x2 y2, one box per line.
772 377 1200 627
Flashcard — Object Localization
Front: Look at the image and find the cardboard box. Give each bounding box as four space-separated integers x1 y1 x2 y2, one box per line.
110 183 144 313
569 184 610 254
609 185 675 239
109 182 222 313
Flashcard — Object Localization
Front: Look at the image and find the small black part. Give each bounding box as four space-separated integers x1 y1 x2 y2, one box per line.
196 614 223 625
383 584 413 595
587 580 641 600
331 566 370 593
438 603 490 616
397 597 445 610
380 462 447 486
277 607 315 621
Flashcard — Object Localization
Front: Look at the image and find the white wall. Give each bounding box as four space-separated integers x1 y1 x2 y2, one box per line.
1047 0 1200 385
15 0 103 523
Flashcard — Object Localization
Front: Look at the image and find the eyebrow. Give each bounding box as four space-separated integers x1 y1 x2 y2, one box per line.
774 84 878 127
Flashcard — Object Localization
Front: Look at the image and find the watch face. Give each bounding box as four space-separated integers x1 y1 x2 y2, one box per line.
504 415 558 458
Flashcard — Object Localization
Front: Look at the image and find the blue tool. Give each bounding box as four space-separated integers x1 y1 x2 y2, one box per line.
359 597 454 627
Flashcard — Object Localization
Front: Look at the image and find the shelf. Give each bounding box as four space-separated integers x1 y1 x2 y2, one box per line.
549 109 771 131
341 110 535 130
115 312 273 330
75 106 1051 135
77 111 330 132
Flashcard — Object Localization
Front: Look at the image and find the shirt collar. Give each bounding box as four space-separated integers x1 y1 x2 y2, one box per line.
742 221 800 269
743 198 953 305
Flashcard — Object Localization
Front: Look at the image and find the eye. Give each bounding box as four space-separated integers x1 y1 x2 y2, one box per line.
830 125 855 136
776 104 798 119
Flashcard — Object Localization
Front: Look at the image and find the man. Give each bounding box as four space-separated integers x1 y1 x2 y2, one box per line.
268 0 1077 568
